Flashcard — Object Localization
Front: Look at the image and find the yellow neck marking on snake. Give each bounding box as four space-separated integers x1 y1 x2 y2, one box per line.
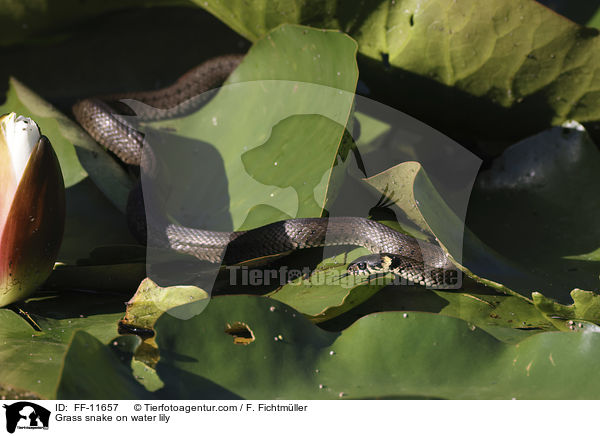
381 255 392 271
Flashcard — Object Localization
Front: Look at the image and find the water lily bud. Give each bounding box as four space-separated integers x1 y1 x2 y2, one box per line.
0 113 65 307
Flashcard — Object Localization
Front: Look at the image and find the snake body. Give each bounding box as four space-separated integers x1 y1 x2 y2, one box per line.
73 55 243 165
73 55 457 288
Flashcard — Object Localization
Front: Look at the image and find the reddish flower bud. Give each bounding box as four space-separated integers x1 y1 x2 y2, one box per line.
0 113 65 306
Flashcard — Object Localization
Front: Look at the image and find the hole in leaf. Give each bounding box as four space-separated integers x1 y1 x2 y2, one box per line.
225 322 255 345
409 14 414 26
118 321 155 340
578 27 599 39
380 52 391 69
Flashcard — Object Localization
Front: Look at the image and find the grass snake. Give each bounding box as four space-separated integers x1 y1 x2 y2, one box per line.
72 55 458 288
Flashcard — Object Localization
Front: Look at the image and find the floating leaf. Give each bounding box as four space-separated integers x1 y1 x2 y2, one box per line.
467 124 600 302
533 289 600 331
57 332 148 400
147 25 358 230
121 278 209 332
199 0 600 149
144 295 600 399
0 290 126 398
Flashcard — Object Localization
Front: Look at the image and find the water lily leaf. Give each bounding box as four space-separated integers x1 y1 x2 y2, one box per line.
45 263 145 294
121 278 209 332
0 384 40 400
56 331 149 400
147 24 358 230
267 248 386 323
0 290 126 398
131 359 164 393
199 0 600 149
58 179 137 265
533 289 600 331
363 160 532 298
321 285 553 337
268 154 500 322
149 295 600 399
240 114 352 219
467 124 600 302
590 8 600 29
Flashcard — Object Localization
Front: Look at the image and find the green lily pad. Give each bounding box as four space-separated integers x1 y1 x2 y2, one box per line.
362 161 533 299
267 248 385 323
46 263 145 294
121 278 209 331
467 124 600 302
0 289 126 398
320 284 553 337
241 114 353 219
199 0 600 149
147 295 600 399
147 24 358 230
590 8 600 29
267 154 496 322
533 289 600 331
56 331 149 400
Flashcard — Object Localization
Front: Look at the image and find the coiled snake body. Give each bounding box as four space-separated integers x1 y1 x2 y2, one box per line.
73 55 458 288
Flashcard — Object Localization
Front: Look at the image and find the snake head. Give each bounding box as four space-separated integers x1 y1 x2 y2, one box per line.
347 254 394 276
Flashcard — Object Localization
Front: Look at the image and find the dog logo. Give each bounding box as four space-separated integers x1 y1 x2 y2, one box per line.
3 402 50 433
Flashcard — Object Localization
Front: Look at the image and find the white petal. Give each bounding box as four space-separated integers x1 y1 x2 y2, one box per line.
561 120 585 132
0 113 41 183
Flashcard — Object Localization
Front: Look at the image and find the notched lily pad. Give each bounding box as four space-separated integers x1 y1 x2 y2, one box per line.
119 278 209 369
533 289 600 331
120 278 210 333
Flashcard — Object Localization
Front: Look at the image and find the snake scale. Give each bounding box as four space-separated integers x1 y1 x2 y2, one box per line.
72 54 457 287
